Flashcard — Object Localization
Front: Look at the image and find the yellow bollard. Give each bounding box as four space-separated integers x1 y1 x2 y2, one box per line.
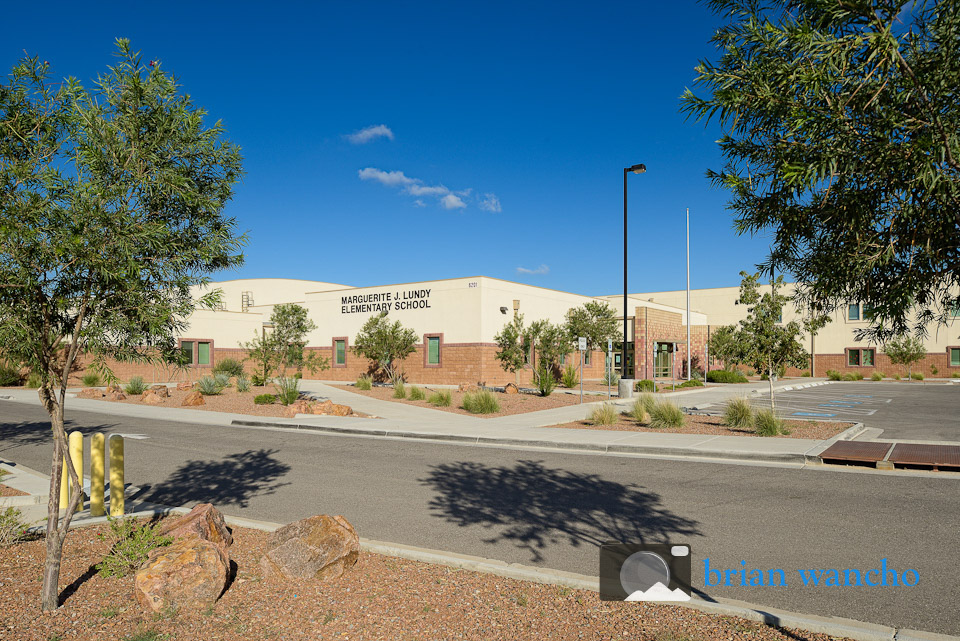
108 434 125 516
90 433 105 517
59 452 69 510
69 431 84 506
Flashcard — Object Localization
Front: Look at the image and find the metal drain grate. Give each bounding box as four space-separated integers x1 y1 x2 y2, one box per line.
888 444 960 470
819 441 893 464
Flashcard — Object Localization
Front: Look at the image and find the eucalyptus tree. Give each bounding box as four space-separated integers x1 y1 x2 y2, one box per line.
0 41 244 610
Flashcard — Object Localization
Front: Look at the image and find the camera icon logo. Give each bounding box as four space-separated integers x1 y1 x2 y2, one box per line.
599 543 692 601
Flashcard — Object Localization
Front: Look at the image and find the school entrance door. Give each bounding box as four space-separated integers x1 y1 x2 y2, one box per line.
654 342 674 379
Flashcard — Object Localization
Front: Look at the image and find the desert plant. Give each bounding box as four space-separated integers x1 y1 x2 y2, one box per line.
930 364 939 377
0 507 31 547
196 376 223 396
462 389 501 414
409 386 426 401
723 397 754 430
826 370 842 381
590 403 619 426
629 397 648 423
648 399 686 429
635 379 656 392
679 379 704 388
0 362 22 386
81 372 101 387
254 393 276 405
124 376 147 395
274 377 300 405
639 392 656 416
754 409 786 437
392 381 407 399
705 370 749 384
428 390 452 407
213 373 231 389
235 375 250 393
602 370 621 387
96 517 172 578
953 372 960 379
536 365 556 397
911 372 924 380
25 371 41 388
250 373 267 387
800 370 811 377
561 364 579 389
212 358 244 378
870 371 884 381
893 373 902 380
355 374 373 391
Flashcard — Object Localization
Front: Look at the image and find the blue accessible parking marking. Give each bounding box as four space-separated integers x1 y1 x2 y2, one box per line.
819 403 858 408
793 411 837 417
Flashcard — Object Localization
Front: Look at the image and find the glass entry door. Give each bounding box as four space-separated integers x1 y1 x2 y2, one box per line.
654 342 673 379
613 344 634 378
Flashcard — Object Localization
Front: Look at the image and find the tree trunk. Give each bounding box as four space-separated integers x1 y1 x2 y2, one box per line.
769 365 776 412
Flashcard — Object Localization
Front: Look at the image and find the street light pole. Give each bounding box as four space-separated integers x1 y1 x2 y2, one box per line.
686 207 691 381
622 163 646 380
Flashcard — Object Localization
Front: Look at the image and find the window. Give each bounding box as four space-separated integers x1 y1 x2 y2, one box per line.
847 304 860 321
334 339 346 366
181 341 194 364
950 347 960 367
424 334 442 367
951 304 960 318
583 350 591 366
863 304 876 321
179 339 212 367
847 349 860 367
846 348 875 367
862 349 875 366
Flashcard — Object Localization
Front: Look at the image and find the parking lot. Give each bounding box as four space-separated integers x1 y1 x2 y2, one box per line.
747 381 959 442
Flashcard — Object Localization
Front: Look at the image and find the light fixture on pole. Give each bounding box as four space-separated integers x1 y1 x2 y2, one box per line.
686 207 691 381
622 163 646 381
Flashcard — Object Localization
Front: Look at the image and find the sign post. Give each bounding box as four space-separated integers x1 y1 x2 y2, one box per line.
578 336 587 404
606 339 614 400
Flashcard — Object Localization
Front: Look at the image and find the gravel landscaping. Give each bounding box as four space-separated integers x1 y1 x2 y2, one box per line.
0 519 854 641
549 413 855 440
347 385 587 417
0 484 28 497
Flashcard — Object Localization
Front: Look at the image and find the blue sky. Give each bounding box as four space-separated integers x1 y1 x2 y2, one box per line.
5 1 776 296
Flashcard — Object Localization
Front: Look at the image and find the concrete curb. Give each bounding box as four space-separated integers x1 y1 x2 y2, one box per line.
39 505 958 641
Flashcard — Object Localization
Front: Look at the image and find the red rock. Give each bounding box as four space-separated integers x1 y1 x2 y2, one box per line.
77 388 104 399
105 391 126 401
181 390 204 406
149 385 170 398
176 382 194 391
159 503 233 552
260 515 359 581
458 383 480 393
142 391 164 405
329 403 352 417
311 400 334 415
504 383 519 394
105 385 122 394
283 399 312 417
134 538 229 613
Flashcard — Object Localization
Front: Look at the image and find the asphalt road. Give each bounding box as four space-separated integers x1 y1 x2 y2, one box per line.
2 400 958 635
742 382 960 442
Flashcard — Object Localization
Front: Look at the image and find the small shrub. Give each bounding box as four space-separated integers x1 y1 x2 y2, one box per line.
536 366 556 397
629 397 648 422
251 373 267 387
0 363 22 386
274 377 301 405
409 386 426 401
723 397 754 429
213 373 231 389
705 370 748 384
826 369 842 381
953 372 960 379
355 374 373 390
561 364 579 389
196 376 222 396
25 372 41 388
96 517 172 578
428 390 452 407
124 376 147 395
294 372 303 380
760 372 770 381
930 364 939 377
393 381 407 399
81 372 101 387
602 370 621 387
679 379 704 388
893 373 901 380
754 409 785 436
800 370 811 377
235 375 251 393
639 392 656 416
871 372 884 381
911 372 924 380
462 390 501 414
0 507 31 547
212 358 244 378
590 403 618 426
254 393 276 405
648 399 686 429
841 373 856 381
635 379 656 392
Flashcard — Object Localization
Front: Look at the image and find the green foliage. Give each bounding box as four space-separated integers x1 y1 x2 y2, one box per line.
124 376 147 395
911 372 925 381
493 314 528 379
707 325 742 371
0 507 31 547
355 374 373 391
679 379 703 388
428 390 452 407
536 365 556 397
561 364 579 389
952 372 960 379
602 370 621 387
81 372 101 387
590 403 619 426
527 320 572 370
250 373 267 387
392 381 407 399
800 371 811 377
273 377 300 405
826 370 842 381
0 362 21 386
842 372 865 381
254 393 276 405
96 517 172 578
930 364 939 377
212 358 244 378
213 373 231 389
883 335 927 380
25 372 41 388
235 375 250 393
871 372 885 382
683 0 960 343
723 397 754 430
629 397 648 423
196 376 223 396
648 400 686 429
564 301 619 353
706 370 748 384
352 313 418 382
893 373 902 381
242 304 328 383
462 390 501 414
634 379 656 392
639 392 656 416
754 409 786 437
409 386 426 401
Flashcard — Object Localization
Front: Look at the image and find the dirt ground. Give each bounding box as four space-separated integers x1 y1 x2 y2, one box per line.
549 412 854 440
0 520 853 641
348 384 587 417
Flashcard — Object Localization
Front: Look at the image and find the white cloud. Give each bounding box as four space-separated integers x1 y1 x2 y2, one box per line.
480 193 502 213
517 264 549 275
358 167 415 187
413 199 426 207
441 194 466 210
345 124 395 144
406 184 450 197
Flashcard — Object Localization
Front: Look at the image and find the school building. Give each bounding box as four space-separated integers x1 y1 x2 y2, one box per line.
85 276 960 385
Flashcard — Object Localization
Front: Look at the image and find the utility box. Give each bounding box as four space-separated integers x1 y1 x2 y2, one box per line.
618 378 634 399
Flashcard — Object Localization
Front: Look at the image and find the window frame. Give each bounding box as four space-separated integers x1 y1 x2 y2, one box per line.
845 347 877 367
332 337 348 368
846 348 861 367
178 338 214 368
847 303 861 321
423 333 443 368
949 346 960 368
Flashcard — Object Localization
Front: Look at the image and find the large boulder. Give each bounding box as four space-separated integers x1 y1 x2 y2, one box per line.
311 399 333 415
142 391 164 405
504 383 519 395
182 390 204 406
77 388 104 399
105 384 122 395
260 515 359 582
159 503 233 552
176 381 194 391
105 391 126 402
283 399 312 417
135 538 229 613
329 403 352 417
149 385 170 398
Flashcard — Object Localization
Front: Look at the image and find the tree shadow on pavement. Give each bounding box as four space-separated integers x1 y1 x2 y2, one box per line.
142 448 291 509
0 418 120 454
420 459 701 563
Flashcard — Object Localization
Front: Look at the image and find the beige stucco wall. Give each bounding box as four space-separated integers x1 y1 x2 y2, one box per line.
190 278 352 312
179 308 267 348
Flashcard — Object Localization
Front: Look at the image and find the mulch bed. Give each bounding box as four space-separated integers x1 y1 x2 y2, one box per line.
549 413 855 440
0 520 852 641
347 385 585 417
0 484 28 497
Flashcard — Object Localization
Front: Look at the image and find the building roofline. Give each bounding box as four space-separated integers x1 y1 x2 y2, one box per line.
306 275 604 298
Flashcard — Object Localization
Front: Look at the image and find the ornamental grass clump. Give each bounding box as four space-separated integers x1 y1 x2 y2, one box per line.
629 397 648 423
561 364 579 388
462 389 501 414
393 381 407 399
871 372 884 381
123 376 147 395
590 403 618 426
536 366 556 397
648 399 686 429
723 397 754 430
81 372 101 387
254 393 276 405
235 375 251 393
274 376 300 405
355 374 373 390
428 390 452 407
409 386 426 401
754 409 786 437
196 376 223 396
